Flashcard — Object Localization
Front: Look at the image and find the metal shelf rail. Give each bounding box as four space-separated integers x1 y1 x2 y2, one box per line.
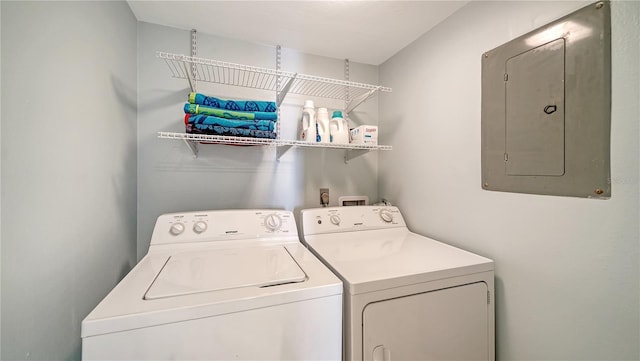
158 132 392 163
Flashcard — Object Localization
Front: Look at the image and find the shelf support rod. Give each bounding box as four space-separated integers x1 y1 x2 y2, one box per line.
345 86 381 114
276 145 294 161
344 149 370 163
344 59 350 127
183 139 199 158
275 45 297 107
189 29 197 92
345 58 350 113
276 45 282 138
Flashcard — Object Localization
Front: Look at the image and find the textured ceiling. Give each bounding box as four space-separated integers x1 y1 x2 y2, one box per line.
127 1 468 65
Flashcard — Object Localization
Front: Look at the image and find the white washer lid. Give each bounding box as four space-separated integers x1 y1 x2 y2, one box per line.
81 243 342 338
145 246 306 300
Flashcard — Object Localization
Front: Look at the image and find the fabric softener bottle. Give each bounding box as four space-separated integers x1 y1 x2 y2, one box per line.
316 107 330 143
300 100 316 142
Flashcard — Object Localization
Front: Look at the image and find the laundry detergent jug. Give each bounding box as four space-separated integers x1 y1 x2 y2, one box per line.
329 111 349 144
300 100 316 142
316 107 330 143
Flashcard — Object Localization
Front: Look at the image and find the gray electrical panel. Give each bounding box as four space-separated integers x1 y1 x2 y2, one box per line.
481 1 611 198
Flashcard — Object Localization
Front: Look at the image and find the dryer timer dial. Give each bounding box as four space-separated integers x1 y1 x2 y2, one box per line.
379 209 394 223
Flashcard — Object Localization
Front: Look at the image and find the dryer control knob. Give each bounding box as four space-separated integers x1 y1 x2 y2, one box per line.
193 221 208 234
379 209 394 223
330 214 341 225
169 222 185 236
264 214 283 231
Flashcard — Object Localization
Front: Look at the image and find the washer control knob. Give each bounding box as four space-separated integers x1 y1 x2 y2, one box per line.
379 209 394 223
169 222 185 236
330 214 341 225
264 213 283 231
193 221 208 234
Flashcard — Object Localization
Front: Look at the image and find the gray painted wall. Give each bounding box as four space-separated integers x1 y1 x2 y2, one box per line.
1 1 138 359
0 2 3 356
137 22 380 258
379 1 639 360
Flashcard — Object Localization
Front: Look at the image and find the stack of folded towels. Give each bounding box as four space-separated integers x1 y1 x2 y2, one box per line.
184 92 278 139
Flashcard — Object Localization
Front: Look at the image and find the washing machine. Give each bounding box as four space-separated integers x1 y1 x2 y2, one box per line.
300 206 495 361
82 209 343 360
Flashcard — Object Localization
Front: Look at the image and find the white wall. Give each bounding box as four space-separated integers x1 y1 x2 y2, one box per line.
379 1 639 360
1 1 138 359
137 23 380 258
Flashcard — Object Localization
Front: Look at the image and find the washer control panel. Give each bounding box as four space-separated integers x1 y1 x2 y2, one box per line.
301 206 405 235
151 209 297 246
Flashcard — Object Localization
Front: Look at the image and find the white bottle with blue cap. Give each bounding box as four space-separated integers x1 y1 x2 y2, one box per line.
329 110 349 144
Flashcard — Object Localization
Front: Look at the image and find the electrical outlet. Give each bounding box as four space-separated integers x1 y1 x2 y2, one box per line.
320 188 329 206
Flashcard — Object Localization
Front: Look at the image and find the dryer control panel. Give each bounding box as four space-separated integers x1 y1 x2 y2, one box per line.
150 209 297 246
301 206 405 235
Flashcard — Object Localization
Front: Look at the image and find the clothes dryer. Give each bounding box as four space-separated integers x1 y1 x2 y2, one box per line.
82 209 342 360
300 206 495 361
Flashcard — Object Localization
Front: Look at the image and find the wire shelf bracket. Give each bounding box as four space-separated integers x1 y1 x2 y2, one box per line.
346 86 382 115
345 149 372 163
276 145 294 161
276 73 298 107
183 139 198 158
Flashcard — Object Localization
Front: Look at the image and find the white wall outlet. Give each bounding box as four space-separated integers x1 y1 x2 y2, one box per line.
320 188 329 206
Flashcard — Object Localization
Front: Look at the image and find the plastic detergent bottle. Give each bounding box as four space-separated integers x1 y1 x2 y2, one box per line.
300 100 316 142
329 110 349 144
316 107 330 143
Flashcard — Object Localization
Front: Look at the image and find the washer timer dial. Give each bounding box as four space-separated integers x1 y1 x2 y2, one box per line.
264 213 283 231
169 222 185 236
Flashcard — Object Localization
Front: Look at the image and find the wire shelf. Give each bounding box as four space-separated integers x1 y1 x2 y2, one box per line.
157 49 393 161
157 51 392 105
158 132 392 151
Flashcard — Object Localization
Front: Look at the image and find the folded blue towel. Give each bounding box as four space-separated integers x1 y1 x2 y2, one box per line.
189 92 277 113
186 123 277 139
183 103 278 121
185 114 275 132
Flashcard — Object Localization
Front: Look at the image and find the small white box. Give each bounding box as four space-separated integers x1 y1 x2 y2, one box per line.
350 125 378 145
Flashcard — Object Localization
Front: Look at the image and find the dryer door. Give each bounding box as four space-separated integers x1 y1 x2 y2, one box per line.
363 282 489 361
